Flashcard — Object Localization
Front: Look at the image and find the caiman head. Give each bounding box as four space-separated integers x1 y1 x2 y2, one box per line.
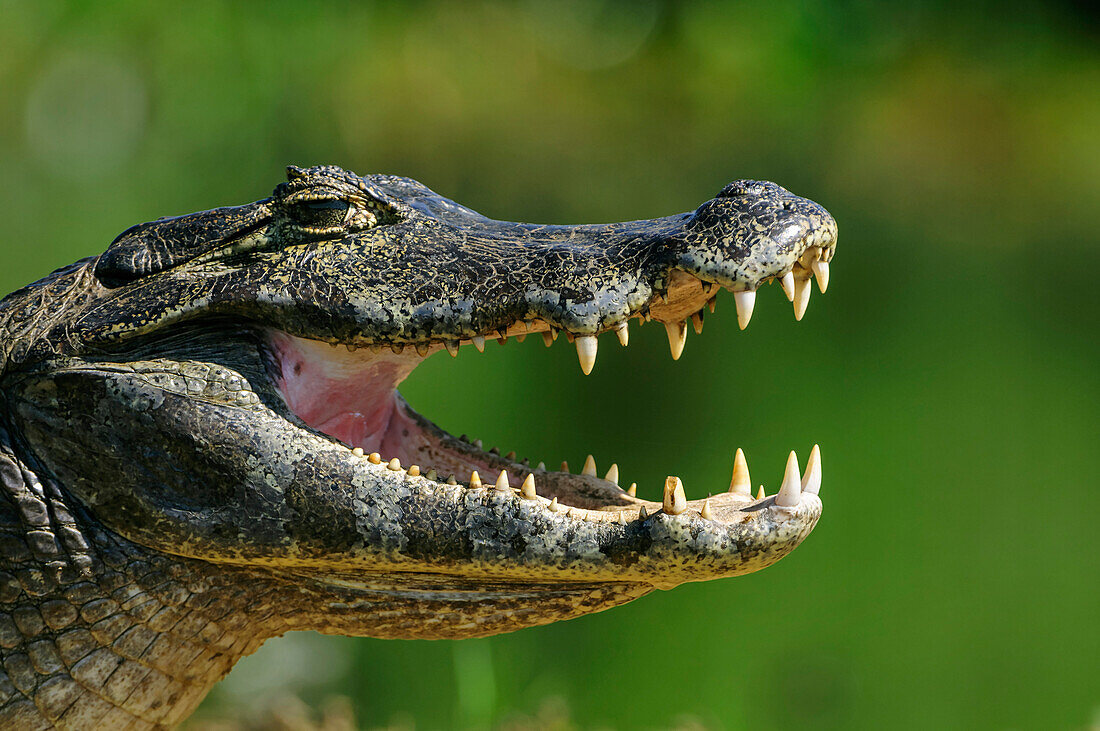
3 165 837 642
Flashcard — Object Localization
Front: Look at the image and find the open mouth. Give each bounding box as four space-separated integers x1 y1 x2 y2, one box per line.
266 253 830 528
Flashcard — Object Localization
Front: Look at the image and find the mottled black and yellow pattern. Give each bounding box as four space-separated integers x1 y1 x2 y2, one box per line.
0 166 836 728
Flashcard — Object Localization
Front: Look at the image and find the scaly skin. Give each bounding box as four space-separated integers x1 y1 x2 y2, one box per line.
0 166 837 728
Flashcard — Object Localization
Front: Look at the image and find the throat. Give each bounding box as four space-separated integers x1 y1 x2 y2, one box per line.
269 331 424 454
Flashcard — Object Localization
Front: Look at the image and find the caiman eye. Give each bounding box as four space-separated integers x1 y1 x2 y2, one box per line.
290 199 351 232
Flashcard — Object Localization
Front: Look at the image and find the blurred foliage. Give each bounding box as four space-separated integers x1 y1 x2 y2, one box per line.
2 1 1098 729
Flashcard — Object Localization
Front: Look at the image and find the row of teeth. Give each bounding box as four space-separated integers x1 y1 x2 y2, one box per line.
458 255 829 375
345 250 831 374
347 444 822 522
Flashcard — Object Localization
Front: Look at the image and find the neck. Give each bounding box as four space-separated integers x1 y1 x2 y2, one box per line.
0 438 282 729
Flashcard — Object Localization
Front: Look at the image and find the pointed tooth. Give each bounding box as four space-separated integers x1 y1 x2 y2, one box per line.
425 468 438 481
733 290 756 330
664 320 687 360
387 458 402 471
516 334 526 343
521 473 537 499
615 322 629 346
700 500 714 520
505 450 517 460
707 296 717 313
495 470 510 491
473 439 483 449
604 463 619 485
560 461 570 473
812 259 830 293
551 328 559 341
775 451 802 507
663 476 687 515
626 483 637 497
756 486 766 500
489 446 500 455
470 471 482 489
802 444 822 495
472 336 486 352
408 464 421 476
691 310 704 335
536 461 546 471
566 331 575 343
617 511 628 524
390 343 405 355
446 475 457 485
780 271 796 301
549 497 559 511
638 505 648 519
576 335 598 375
368 452 382 464
793 276 811 321
416 343 431 357
542 331 554 347
445 340 460 357
729 448 752 495
582 454 597 476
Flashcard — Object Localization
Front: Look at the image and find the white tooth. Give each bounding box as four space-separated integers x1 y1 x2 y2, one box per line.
495 470 510 491
604 463 619 485
663 476 687 515
733 290 756 330
472 336 486 352
812 259 830 293
793 276 811 321
638 505 648 519
756 486 766 500
780 272 796 301
351 447 364 457
802 444 822 495
582 454 597 476
521 473 537 499
536 461 546 471
729 448 752 495
445 340 460 357
425 468 438 481
664 320 687 360
691 311 704 335
470 471 482 489
775 451 802 507
408 465 421 476
700 500 714 520
615 322 629 346
542 331 554 347
618 511 628 524
387 458 402 471
549 497 559 511
626 483 637 497
576 335 598 375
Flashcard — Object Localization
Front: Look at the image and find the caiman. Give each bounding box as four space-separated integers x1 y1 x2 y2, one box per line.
0 165 837 729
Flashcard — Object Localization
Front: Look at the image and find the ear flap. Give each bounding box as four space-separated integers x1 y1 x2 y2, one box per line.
93 200 271 286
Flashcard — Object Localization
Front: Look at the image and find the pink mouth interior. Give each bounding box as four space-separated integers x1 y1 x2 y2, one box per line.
268 331 502 482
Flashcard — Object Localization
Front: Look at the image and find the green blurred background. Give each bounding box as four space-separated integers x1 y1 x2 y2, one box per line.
2 1 1097 728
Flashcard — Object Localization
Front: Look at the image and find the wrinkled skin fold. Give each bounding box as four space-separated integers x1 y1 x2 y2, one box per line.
0 166 836 728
